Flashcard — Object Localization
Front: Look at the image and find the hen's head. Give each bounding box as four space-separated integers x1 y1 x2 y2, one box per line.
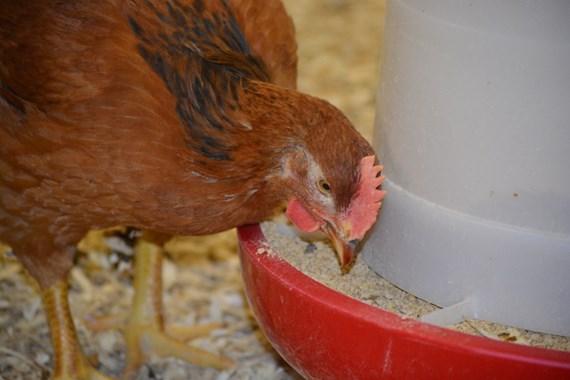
278 96 386 273
239 82 385 271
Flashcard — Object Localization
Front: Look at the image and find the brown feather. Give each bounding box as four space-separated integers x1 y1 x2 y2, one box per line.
228 0 297 89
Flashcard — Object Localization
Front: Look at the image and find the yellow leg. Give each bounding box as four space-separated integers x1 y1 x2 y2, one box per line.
122 241 233 378
42 280 114 380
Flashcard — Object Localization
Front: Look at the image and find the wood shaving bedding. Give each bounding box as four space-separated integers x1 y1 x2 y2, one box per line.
0 251 301 380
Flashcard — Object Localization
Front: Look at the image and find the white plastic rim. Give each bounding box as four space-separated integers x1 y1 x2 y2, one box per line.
364 0 570 336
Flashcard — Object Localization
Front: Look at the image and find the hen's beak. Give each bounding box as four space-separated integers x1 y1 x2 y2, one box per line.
324 224 359 274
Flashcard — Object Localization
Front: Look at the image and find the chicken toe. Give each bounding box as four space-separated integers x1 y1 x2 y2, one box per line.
85 311 222 340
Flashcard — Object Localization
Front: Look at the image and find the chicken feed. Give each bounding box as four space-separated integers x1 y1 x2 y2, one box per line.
262 221 570 352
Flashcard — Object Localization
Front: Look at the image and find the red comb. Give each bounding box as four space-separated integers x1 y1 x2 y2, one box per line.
345 155 386 240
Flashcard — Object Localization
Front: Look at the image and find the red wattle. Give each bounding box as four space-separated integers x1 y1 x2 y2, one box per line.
286 198 320 233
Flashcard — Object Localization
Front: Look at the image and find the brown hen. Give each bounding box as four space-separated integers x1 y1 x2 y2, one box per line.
0 0 384 379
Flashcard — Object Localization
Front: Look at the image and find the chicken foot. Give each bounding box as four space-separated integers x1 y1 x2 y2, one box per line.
85 313 222 341
42 280 114 380
122 240 233 378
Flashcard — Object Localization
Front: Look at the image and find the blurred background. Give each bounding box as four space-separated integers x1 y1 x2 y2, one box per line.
286 0 385 142
0 1 386 379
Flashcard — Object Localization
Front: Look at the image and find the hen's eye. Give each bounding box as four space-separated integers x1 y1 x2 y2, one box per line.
318 179 331 194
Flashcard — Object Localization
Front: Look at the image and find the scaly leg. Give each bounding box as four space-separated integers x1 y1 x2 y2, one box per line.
42 280 114 380
122 240 232 378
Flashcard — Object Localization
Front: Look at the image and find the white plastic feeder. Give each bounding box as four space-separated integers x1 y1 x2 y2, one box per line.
364 0 570 336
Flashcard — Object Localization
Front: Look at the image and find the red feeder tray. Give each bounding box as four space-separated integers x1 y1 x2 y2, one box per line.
237 224 570 380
